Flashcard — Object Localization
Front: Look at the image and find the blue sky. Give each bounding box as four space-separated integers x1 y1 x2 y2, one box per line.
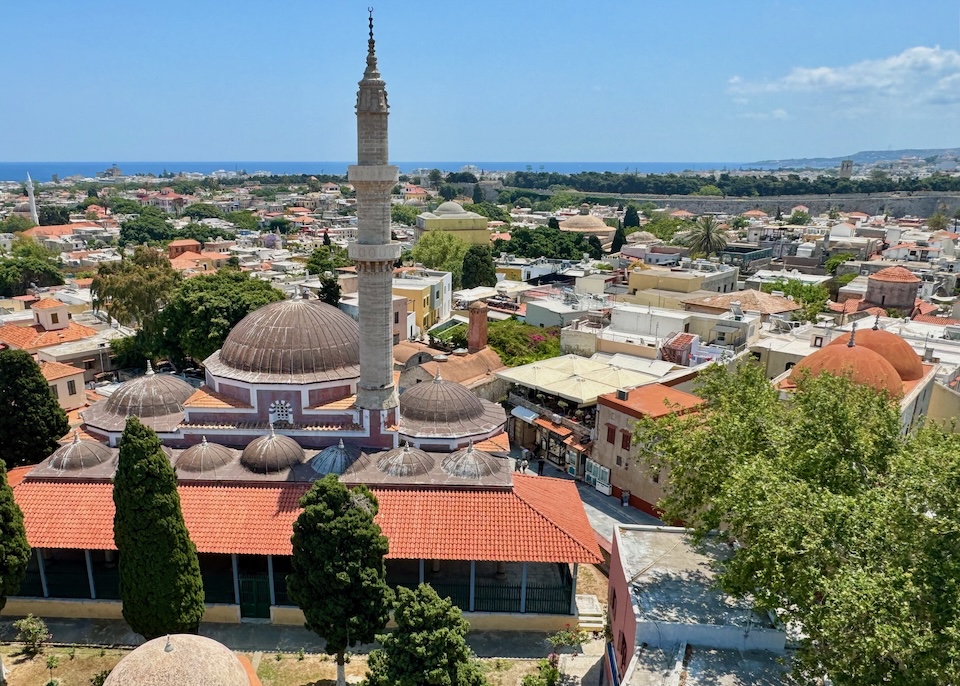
2 0 959 162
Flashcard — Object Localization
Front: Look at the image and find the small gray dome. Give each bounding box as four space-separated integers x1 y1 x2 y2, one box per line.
49 431 113 471
177 437 234 473
377 443 434 477
434 201 468 215
241 427 304 474
441 443 501 479
309 438 361 476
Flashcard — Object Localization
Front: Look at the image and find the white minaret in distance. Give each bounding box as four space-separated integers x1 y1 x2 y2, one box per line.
26 173 39 225
348 10 400 416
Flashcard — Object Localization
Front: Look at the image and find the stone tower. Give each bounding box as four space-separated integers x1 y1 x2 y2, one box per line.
467 301 489 354
26 172 39 226
348 11 400 416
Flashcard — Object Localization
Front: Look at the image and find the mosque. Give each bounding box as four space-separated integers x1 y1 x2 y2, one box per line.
4 14 600 632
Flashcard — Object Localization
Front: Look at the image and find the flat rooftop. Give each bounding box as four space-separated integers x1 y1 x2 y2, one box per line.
627 645 787 685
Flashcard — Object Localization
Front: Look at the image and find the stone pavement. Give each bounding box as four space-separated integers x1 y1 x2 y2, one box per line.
558 638 605 686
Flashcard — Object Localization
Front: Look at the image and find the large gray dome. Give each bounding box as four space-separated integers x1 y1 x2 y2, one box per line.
399 372 485 424
240 428 304 474
103 634 250 686
211 297 361 383
82 363 194 433
49 432 114 471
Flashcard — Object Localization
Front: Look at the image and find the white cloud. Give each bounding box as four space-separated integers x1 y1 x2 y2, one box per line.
729 46 960 105
739 108 789 121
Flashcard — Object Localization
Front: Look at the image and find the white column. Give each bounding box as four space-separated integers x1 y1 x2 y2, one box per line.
267 555 276 606
231 554 240 606
84 550 96 599
570 563 579 615
36 549 48 598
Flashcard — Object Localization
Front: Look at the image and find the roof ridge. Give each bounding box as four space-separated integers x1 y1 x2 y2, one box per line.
511 475 602 563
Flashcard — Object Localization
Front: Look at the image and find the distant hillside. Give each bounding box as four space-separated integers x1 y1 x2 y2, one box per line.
752 147 960 169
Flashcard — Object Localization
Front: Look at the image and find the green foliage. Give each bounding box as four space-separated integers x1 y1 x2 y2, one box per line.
637 214 692 241
697 184 723 196
472 183 484 204
391 204 420 226
14 614 50 656
0 239 64 296
486 318 560 366
786 210 811 225
92 247 179 330
156 270 286 365
0 349 69 468
633 363 960 685
107 198 144 215
546 625 590 650
288 475 394 675
38 206 70 226
428 169 443 188
685 215 727 256
547 217 560 230
110 331 158 369
447 172 479 184
318 276 342 306
90 670 112 686
461 245 497 289
825 252 856 275
224 211 259 231
439 184 459 201
269 217 293 234
0 461 30 611
623 205 640 227
182 203 223 220
760 279 828 322
462 202 510 223
927 212 949 231
730 216 749 230
119 212 172 246
521 657 560 686
365 584 487 686
306 245 352 277
0 215 35 233
493 225 601 260
411 230 470 288
113 417 205 639
611 224 627 253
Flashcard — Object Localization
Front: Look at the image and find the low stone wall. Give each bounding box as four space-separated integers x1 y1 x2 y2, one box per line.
0 598 123 620
271 605 575 632
203 603 241 623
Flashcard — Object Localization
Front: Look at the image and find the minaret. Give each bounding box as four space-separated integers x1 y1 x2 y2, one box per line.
348 10 400 416
26 173 39 225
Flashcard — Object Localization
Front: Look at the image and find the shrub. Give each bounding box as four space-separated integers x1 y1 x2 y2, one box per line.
14 614 50 656
90 670 112 686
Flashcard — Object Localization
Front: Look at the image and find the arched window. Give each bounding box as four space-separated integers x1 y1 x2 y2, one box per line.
269 400 293 426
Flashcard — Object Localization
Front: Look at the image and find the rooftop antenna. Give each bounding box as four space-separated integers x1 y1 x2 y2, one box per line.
873 312 881 330
847 321 858 348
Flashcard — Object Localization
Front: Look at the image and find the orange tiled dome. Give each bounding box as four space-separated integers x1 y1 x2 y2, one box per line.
827 327 923 381
791 342 902 396
869 266 920 283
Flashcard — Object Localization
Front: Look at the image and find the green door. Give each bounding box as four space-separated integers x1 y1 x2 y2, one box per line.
238 574 271 619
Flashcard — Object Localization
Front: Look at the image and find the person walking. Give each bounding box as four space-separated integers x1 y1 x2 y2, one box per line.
537 458 545 476
520 458 529 473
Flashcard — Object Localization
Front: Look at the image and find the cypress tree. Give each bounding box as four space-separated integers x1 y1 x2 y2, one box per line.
461 245 497 289
611 224 627 253
366 584 487 686
288 475 393 686
472 183 484 204
0 349 69 468
623 205 640 227
0 460 30 612
113 417 204 639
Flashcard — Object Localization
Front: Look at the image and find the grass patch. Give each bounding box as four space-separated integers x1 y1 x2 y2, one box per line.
577 564 609 605
0 644 128 685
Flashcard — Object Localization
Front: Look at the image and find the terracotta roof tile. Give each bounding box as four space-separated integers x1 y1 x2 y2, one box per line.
534 417 573 437
13 476 602 563
6 466 31 488
911 313 960 326
870 266 920 283
474 432 511 453
40 360 83 381
681 289 801 315
0 322 98 350
598 383 703 419
32 298 66 310
184 385 253 409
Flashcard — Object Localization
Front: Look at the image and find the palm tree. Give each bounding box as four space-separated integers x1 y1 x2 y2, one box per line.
686 215 727 257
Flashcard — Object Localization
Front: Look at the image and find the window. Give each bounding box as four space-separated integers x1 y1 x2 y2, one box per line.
618 632 628 668
785 362 796 371
67 380 77 395
51 313 59 324
49 384 58 399
394 311 400 324
652 471 660 484
606 426 616 444
813 335 824 348
268 399 293 425
610 589 617 620
750 351 762 361
83 359 95 370
621 432 631 451
616 455 622 466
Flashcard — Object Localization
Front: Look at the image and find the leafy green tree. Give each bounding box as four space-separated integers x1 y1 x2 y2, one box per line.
462 202 510 223
953 208 960 230
760 279 828 322
486 318 560 366
0 215 35 233
224 211 259 231
306 245 352 276
634 363 960 686
623 205 640 228
611 224 627 253
547 217 560 230
269 217 293 234
685 215 727 256
825 252 856 275
697 184 723 196
108 198 146 215
119 212 172 246
428 169 443 188
730 215 749 230
391 204 420 226
461 245 497 289
365 584 487 686
472 183 484 204
927 213 949 231
787 211 811 225
0 349 69 469
156 270 285 365
0 256 64 296
37 206 70 226
0 460 30 611
182 203 223 220
288 475 393 686
411 230 470 288
587 235 604 259
113 417 205 640
92 247 180 331
318 275 342 306
438 184 458 201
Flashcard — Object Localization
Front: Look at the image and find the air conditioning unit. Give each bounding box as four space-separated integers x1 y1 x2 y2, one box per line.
552 414 562 424
616 389 629 401
595 481 613 496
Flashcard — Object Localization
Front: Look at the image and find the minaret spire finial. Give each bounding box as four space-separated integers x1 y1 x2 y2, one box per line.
847 321 858 348
362 7 380 80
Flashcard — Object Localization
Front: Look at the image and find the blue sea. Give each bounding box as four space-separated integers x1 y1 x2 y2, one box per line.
0 161 751 183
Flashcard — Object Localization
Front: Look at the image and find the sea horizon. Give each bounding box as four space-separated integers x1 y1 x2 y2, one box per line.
0 160 755 183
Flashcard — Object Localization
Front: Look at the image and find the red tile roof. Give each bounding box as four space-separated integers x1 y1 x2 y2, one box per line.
0 321 98 350
911 314 960 326
184 386 253 409
6 466 31 488
40 360 83 381
870 266 920 283
598 383 703 419
534 417 573 437
32 298 66 310
13 476 602 564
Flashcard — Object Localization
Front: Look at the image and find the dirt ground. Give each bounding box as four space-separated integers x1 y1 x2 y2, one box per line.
1 644 539 686
577 563 609 605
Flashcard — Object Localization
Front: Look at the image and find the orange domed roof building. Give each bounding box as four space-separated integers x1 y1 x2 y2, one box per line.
791 337 903 396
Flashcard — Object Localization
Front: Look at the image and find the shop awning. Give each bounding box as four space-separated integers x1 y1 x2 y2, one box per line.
510 406 539 424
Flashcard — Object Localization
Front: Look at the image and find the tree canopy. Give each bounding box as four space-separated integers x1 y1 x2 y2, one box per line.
623 205 640 228
634 362 960 686
438 184 459 201
37 206 70 226
288 475 393 686
224 210 259 231
787 210 811 225
391 204 420 226
684 215 727 256
182 203 223 220
92 246 180 330
156 270 286 365
113 417 204 639
760 279 828 322
611 224 627 253
461 245 497 289
306 245 352 277
493 225 602 261
0 238 65 296
0 215 35 234
365 584 487 686
462 202 510 223
0 349 69 469
824 252 856 275
410 230 470 288
0 460 30 612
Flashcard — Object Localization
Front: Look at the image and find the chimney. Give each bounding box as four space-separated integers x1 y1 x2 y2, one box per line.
467 301 489 354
